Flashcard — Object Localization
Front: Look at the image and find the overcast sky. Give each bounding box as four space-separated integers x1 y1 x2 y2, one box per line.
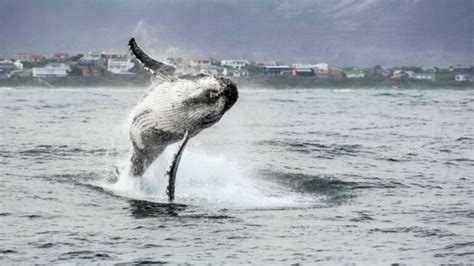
0 0 472 66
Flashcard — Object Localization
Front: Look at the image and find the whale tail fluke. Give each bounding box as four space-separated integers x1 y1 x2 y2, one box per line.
128 37 175 76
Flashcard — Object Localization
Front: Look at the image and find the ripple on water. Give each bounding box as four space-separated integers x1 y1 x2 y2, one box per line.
17 145 109 158
256 139 368 159
370 226 455 238
434 241 474 258
0 250 17 254
56 250 113 261
116 260 168 265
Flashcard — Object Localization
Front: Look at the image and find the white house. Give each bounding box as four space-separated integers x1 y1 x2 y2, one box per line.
107 58 135 74
292 64 312 68
451 65 470 72
78 52 106 67
314 63 329 72
32 63 70 77
80 52 102 61
405 71 415 77
344 69 365 78
392 70 414 79
292 63 329 72
13 60 23 70
412 72 436 81
455 74 471 82
221 60 250 69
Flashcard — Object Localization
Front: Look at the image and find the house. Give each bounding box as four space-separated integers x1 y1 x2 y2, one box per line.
328 69 344 79
13 60 23 70
392 70 414 79
16 54 31 62
32 63 70 77
16 54 46 63
455 74 471 82
32 55 46 62
292 64 311 68
344 69 365 79
412 72 436 81
77 53 107 76
291 67 316 77
78 52 106 67
0 61 17 79
292 63 329 72
188 56 211 67
221 60 250 69
54 52 69 60
263 66 291 75
318 69 344 79
107 58 135 74
369 65 391 77
103 53 127 60
81 67 105 77
314 63 329 72
450 65 471 73
1 59 23 70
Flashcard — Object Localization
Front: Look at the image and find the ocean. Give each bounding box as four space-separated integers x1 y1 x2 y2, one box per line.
1 87 473 264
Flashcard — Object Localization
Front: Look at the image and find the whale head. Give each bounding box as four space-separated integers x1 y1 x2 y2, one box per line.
178 74 238 129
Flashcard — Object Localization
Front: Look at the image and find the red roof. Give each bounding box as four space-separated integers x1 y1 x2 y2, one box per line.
54 52 69 57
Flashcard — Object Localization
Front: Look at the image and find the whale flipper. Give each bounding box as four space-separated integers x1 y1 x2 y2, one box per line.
128 37 175 76
165 131 190 202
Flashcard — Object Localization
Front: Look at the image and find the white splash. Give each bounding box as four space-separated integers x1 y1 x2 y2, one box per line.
98 144 310 209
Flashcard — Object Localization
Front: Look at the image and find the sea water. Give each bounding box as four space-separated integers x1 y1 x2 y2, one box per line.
1 87 473 263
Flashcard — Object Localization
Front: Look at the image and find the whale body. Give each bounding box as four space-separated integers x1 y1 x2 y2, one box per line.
127 38 238 200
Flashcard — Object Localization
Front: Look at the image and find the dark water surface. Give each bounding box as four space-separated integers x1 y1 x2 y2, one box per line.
1 87 473 264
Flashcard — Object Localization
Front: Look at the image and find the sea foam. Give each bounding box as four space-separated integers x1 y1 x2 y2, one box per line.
98 144 310 208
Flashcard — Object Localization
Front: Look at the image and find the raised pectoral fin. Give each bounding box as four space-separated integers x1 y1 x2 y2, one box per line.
165 131 190 202
128 37 175 76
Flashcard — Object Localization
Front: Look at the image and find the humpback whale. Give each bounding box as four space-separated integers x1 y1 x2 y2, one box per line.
128 38 238 202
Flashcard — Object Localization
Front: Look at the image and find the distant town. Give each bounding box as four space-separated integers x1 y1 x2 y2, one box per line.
0 51 473 88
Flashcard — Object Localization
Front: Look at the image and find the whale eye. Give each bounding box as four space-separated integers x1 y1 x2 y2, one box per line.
208 90 219 100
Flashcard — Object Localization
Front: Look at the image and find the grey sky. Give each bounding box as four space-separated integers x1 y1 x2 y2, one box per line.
0 0 472 66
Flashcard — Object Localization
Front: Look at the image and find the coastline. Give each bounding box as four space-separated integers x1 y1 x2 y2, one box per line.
1 75 473 89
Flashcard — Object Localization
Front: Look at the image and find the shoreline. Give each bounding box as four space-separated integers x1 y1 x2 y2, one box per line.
0 76 473 89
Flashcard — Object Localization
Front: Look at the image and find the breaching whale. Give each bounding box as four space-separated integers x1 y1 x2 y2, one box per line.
128 38 238 202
